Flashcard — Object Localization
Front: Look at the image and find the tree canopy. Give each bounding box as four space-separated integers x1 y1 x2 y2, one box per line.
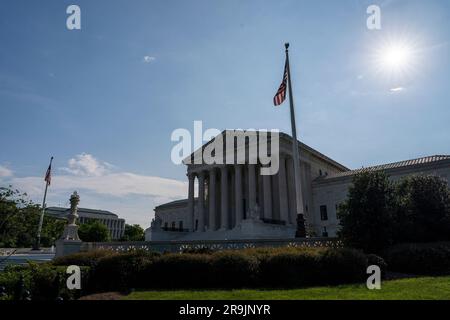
0 186 65 248
78 219 111 242
338 172 450 254
121 224 145 241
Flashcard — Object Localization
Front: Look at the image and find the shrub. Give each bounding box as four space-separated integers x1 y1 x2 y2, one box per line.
18 247 373 294
257 247 367 288
0 263 90 300
52 249 117 267
90 250 159 292
90 250 160 292
0 266 32 300
259 250 320 287
211 251 258 288
318 248 368 285
146 253 213 289
385 242 450 275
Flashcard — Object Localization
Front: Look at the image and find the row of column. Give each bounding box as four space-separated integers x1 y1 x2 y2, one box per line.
187 155 299 232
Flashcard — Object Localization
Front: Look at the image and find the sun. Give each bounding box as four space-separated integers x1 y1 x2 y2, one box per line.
372 36 419 80
381 44 412 72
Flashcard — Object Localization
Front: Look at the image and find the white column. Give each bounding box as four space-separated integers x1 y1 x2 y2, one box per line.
208 168 216 231
198 172 205 232
187 172 195 231
248 164 257 216
278 155 289 223
220 166 229 230
235 165 243 225
262 168 272 220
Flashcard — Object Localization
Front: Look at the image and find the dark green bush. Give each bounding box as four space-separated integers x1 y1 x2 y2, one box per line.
318 248 368 285
0 266 31 300
211 251 258 288
2 247 375 296
52 249 117 267
145 253 213 289
139 247 369 289
256 247 368 288
90 250 160 292
0 263 90 300
385 242 450 275
259 250 319 287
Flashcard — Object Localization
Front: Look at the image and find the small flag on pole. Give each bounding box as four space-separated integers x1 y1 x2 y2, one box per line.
273 60 288 106
44 159 52 186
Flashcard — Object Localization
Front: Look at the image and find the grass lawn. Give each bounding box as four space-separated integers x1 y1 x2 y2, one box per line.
124 276 450 300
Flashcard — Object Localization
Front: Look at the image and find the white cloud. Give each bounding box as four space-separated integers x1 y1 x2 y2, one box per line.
6 154 187 227
143 55 156 63
60 153 114 177
390 87 404 92
12 173 187 199
0 165 13 177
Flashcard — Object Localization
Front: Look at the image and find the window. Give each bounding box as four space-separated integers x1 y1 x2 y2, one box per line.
164 222 168 229
179 221 183 230
319 169 323 176
320 205 328 221
195 219 198 231
171 221 176 230
322 226 328 237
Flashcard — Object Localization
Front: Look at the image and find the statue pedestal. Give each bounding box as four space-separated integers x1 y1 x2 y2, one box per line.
55 191 82 257
55 239 82 258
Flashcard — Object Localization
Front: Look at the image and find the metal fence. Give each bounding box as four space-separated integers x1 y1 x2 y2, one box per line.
80 237 342 254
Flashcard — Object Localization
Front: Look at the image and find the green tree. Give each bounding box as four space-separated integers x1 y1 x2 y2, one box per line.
337 171 396 254
121 224 145 241
0 186 65 248
394 175 450 243
78 220 111 242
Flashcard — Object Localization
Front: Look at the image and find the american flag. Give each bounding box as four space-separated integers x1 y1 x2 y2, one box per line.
44 162 52 186
273 60 288 106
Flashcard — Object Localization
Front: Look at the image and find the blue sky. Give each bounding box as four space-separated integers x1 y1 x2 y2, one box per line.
1 0 449 227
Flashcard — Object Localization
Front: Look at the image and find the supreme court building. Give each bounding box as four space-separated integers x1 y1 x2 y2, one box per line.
145 130 450 241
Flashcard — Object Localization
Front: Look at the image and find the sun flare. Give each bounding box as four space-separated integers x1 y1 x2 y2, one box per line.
381 44 413 72
372 36 419 80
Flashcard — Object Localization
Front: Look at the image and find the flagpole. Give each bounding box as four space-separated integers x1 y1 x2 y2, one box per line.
34 156 53 250
284 43 306 236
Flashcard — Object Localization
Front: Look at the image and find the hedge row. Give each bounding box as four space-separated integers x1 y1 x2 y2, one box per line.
385 242 450 275
2 247 389 298
83 247 370 292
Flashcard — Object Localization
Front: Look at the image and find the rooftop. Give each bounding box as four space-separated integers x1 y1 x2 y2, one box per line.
46 206 118 217
184 130 349 172
321 155 450 180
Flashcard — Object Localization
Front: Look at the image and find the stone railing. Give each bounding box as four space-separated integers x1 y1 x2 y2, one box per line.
80 237 342 254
